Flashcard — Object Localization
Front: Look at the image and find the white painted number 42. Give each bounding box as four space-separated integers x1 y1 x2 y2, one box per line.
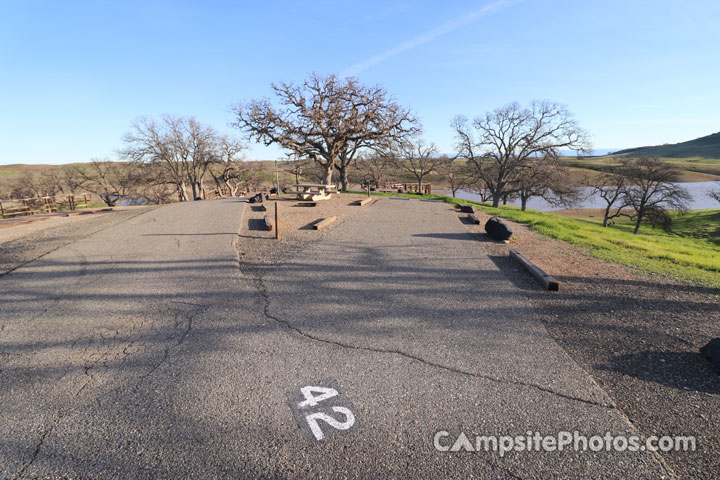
298 386 355 441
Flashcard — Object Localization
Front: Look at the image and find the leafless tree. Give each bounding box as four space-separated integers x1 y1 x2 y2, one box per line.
231 73 420 190
709 182 720 205
0 178 12 199
81 159 140 206
283 154 313 186
205 136 251 196
6 173 35 199
435 157 473 198
11 170 60 198
622 157 691 234
585 169 631 227
354 151 396 190
59 166 87 194
510 157 581 211
135 163 177 204
393 140 448 193
122 116 225 201
452 100 591 207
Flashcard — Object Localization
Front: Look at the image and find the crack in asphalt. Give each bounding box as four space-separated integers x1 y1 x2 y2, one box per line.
134 303 209 387
253 276 615 410
12 422 57 480
9 303 208 478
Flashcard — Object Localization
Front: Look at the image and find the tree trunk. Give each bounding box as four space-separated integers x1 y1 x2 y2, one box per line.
521 196 528 211
633 212 643 234
602 205 611 227
491 190 501 208
340 170 348 191
417 177 423 194
322 165 333 186
180 182 191 202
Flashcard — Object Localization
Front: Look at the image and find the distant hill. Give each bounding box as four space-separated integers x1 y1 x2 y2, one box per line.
613 131 720 159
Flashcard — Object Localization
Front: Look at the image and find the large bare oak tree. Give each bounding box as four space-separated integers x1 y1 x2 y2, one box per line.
231 73 419 190
452 100 591 207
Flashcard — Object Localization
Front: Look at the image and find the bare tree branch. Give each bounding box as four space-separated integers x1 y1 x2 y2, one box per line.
452 101 591 207
231 73 420 190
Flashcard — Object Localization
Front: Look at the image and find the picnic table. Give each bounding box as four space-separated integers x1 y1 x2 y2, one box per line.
286 184 337 201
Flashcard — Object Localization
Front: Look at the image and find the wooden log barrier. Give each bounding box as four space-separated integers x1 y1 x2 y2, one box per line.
313 216 337 230
509 250 559 291
263 215 274 231
356 197 372 206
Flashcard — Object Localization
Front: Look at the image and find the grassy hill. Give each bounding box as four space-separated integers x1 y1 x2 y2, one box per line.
612 131 720 159
559 131 720 181
564 155 720 181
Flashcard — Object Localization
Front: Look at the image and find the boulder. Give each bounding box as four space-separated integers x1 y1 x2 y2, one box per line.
485 216 513 241
458 205 476 214
700 338 720 370
248 193 264 204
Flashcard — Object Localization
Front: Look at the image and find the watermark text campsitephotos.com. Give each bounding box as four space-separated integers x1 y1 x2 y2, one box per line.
434 431 696 457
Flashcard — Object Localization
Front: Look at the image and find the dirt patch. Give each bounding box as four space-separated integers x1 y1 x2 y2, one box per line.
236 193 376 267
455 207 720 479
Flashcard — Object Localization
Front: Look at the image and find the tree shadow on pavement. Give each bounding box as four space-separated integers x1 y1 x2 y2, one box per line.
595 351 720 394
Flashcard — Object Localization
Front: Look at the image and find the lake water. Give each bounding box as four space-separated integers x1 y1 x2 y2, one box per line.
456 181 719 212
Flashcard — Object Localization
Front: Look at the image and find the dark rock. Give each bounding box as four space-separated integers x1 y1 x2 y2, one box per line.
459 205 476 214
270 187 278 195
700 338 720 370
248 193 264 204
485 216 513 241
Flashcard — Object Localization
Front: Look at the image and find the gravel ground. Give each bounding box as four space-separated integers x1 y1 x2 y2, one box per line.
237 192 375 266
0 207 156 275
455 207 720 479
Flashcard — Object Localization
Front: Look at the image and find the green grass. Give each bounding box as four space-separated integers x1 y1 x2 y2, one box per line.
563 155 720 179
348 190 720 289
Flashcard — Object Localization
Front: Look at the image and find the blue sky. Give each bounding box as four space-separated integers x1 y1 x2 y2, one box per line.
1 0 719 164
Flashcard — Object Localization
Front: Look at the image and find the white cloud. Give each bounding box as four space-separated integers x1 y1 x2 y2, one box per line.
341 0 519 76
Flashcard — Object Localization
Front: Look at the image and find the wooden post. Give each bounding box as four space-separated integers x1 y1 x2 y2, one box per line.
367 184 370 197
274 201 280 240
